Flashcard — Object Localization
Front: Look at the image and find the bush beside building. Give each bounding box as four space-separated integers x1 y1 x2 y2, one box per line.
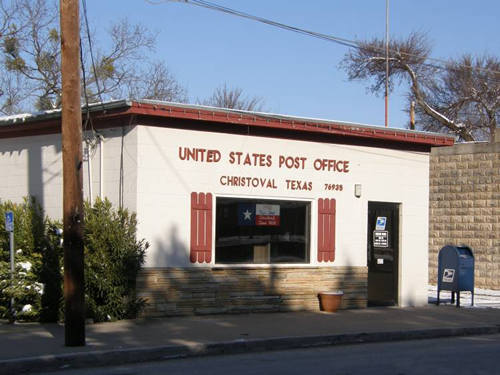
0 197 147 322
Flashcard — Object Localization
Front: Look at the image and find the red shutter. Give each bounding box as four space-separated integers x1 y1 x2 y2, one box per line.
318 198 336 262
190 192 213 263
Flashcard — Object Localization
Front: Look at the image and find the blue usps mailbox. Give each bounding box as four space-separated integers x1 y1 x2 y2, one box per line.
437 245 474 307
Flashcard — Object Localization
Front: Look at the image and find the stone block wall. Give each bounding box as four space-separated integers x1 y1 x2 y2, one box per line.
429 141 500 289
137 266 367 317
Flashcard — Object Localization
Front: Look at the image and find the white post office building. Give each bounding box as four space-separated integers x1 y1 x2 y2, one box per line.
0 100 454 316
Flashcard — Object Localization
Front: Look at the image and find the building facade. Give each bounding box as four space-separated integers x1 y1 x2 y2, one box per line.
0 100 454 316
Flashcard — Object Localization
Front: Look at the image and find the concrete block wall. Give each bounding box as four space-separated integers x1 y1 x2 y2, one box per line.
429 141 500 290
137 266 367 316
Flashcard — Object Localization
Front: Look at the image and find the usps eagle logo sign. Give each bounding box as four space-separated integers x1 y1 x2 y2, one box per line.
442 268 455 283
238 203 280 226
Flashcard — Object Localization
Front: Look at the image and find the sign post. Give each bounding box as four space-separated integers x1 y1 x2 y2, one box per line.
5 211 14 321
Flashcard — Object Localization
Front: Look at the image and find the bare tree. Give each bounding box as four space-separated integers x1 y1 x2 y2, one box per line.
126 61 187 102
202 83 265 111
0 0 187 114
0 0 22 41
1 0 61 112
340 32 500 142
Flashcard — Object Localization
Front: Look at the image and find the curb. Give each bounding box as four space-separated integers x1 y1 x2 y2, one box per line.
1 325 499 374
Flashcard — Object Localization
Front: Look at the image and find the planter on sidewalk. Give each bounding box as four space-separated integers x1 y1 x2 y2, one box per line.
318 291 344 312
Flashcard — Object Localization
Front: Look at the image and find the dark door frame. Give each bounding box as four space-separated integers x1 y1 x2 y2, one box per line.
367 201 400 306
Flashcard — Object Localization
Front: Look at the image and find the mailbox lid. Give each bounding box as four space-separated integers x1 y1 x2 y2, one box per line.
438 245 459 269
457 246 474 291
457 246 474 268
456 246 473 259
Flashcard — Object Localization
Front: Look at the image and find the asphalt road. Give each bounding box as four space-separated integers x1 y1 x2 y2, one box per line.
39 334 500 375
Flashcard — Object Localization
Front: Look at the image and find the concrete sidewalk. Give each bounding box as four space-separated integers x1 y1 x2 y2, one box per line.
2 305 500 374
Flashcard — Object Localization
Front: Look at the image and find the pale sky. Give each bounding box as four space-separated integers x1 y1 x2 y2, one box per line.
87 0 499 129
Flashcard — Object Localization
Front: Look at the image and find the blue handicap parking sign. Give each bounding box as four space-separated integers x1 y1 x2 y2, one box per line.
5 211 14 232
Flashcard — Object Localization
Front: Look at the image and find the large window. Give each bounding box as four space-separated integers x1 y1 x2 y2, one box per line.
215 197 310 264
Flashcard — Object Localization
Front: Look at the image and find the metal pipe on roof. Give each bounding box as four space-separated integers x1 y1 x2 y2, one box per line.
99 134 104 198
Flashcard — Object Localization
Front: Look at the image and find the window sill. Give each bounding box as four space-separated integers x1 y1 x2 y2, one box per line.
211 263 334 270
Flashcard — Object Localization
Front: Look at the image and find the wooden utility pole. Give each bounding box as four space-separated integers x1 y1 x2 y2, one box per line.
410 101 415 130
385 0 389 128
60 0 85 346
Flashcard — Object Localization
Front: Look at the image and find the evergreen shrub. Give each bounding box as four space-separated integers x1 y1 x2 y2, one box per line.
83 198 148 322
0 197 148 323
0 198 61 321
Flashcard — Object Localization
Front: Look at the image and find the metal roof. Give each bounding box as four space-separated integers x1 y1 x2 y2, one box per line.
0 99 455 147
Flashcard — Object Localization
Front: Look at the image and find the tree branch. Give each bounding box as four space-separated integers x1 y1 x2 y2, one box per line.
403 63 474 141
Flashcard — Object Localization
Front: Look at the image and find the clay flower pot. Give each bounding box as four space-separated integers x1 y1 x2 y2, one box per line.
318 291 344 312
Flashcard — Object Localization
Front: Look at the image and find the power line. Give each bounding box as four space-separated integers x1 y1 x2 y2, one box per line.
81 0 106 111
146 0 364 49
79 39 91 132
81 0 104 158
145 0 500 78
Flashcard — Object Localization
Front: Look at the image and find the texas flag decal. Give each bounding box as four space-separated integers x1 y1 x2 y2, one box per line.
238 203 256 226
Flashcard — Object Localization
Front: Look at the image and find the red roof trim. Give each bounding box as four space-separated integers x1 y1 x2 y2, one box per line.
124 101 454 147
0 100 454 147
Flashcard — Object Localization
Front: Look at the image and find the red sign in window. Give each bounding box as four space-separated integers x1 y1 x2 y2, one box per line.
256 204 280 226
256 215 281 226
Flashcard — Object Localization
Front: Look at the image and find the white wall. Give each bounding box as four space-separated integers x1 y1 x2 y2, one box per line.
0 126 138 219
88 127 138 213
136 126 430 306
0 133 63 219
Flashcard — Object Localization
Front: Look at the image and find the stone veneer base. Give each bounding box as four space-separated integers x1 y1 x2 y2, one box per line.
137 266 368 317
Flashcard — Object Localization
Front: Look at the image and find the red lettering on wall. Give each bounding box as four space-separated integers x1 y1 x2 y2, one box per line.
285 179 312 191
179 147 221 163
313 158 350 173
179 146 351 173
229 151 273 167
278 155 307 169
220 175 277 189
